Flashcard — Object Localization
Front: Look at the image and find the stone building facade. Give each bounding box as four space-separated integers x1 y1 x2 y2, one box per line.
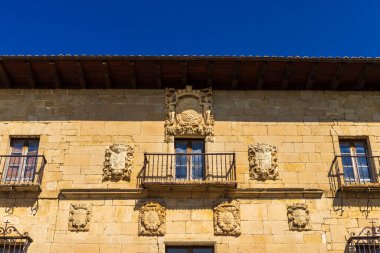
0 56 379 252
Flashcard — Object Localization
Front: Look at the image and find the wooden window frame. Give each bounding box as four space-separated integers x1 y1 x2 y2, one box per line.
339 138 375 183
3 138 40 184
174 138 205 181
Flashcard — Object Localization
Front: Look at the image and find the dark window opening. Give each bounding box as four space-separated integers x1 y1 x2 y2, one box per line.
166 246 213 253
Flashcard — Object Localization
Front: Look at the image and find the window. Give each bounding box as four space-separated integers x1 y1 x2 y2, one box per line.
339 140 372 183
175 139 205 180
166 246 213 253
0 221 32 253
0 244 26 253
3 138 39 184
355 244 380 253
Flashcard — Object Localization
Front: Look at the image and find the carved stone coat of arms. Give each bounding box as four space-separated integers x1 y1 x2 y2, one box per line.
248 143 279 180
68 204 92 232
164 86 214 143
103 144 134 181
138 202 166 236
213 200 241 236
287 203 312 231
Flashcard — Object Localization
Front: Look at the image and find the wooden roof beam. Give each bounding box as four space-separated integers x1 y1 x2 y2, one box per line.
232 61 240 89
281 62 293 89
330 63 344 89
0 62 11 88
129 61 137 88
256 62 267 90
305 63 319 89
155 62 161 89
49 61 61 88
102 61 112 88
356 63 371 90
25 61 36 88
182 61 188 86
76 61 87 89
207 61 213 86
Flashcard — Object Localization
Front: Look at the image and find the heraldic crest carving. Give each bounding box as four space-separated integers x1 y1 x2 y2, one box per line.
138 202 166 236
164 86 214 143
68 204 92 232
103 144 134 182
213 200 241 236
287 203 312 231
248 143 279 180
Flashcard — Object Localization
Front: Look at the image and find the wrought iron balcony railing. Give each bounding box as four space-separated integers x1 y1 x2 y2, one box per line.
0 155 46 187
0 220 32 253
142 153 236 185
332 155 380 189
347 222 380 252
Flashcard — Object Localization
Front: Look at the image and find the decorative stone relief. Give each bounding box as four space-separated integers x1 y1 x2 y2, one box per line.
287 203 312 231
248 143 279 180
138 202 166 236
68 204 92 232
103 144 134 181
213 200 241 236
164 86 214 143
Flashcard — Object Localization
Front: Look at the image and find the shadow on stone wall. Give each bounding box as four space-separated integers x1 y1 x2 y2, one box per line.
332 191 380 218
0 192 40 216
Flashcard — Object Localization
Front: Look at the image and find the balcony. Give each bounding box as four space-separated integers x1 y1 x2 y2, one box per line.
332 155 380 192
141 153 237 190
0 155 46 192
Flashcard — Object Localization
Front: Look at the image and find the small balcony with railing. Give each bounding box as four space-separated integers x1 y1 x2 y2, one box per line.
0 155 46 192
141 153 237 190
332 155 380 192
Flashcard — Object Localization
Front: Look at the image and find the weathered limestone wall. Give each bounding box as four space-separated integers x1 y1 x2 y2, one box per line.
0 89 379 252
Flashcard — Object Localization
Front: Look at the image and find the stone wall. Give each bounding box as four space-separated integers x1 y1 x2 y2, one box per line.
0 89 379 252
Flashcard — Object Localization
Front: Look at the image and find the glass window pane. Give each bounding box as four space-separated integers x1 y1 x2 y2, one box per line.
339 142 351 154
27 139 39 155
10 140 24 155
192 154 204 180
358 166 371 181
190 140 204 180
194 248 213 253
354 142 367 155
167 248 187 253
175 140 187 153
175 154 187 179
191 140 204 153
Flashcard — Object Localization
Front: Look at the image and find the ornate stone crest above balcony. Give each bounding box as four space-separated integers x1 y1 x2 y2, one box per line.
138 202 166 236
103 144 134 182
164 86 214 143
287 203 312 231
68 204 92 232
214 200 241 236
248 143 279 180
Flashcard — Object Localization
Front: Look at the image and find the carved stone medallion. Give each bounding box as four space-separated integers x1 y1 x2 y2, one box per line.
214 200 241 236
248 143 279 180
138 202 166 236
165 86 214 143
103 144 134 181
68 204 92 232
287 203 312 231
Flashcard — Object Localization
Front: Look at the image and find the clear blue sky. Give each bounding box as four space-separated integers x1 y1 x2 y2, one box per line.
1 0 379 56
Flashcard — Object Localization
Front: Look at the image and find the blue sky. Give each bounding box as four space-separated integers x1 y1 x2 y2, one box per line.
0 0 379 56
